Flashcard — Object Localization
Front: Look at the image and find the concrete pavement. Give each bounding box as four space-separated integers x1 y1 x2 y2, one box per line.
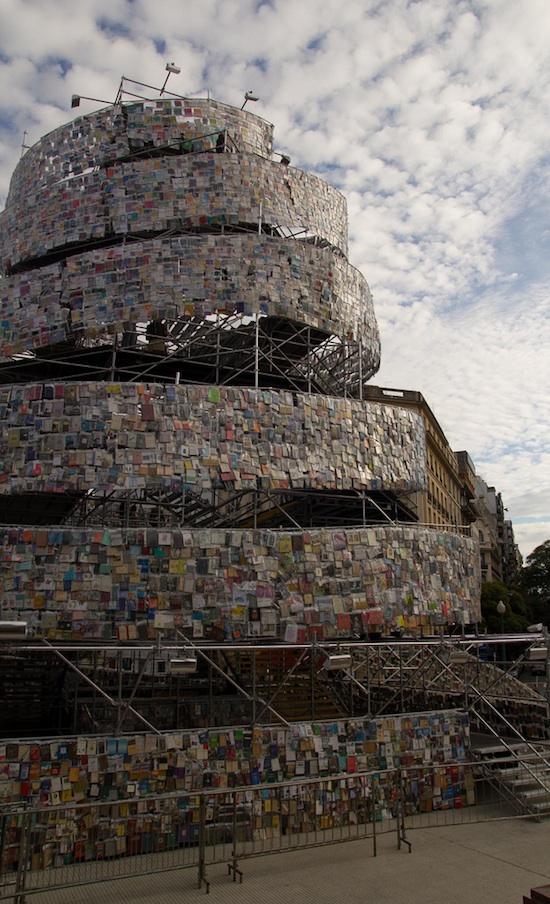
28 817 550 904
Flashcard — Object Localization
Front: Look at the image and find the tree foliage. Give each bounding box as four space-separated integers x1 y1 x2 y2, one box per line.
518 539 550 625
480 581 533 633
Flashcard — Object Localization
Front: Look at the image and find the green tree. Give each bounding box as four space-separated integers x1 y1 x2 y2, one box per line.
480 581 533 633
519 539 550 625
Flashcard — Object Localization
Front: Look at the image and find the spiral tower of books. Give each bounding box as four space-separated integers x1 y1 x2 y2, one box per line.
0 95 480 688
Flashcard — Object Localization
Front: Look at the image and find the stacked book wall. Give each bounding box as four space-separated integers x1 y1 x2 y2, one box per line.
0 710 473 868
0 711 471 805
0 236 376 358
3 99 275 213
0 96 487 868
0 522 480 641
0 383 425 494
2 155 348 267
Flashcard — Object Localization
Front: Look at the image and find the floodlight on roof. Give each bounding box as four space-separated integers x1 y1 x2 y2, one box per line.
160 62 181 95
71 94 113 109
528 646 548 661
241 91 259 109
274 151 291 165
527 623 544 633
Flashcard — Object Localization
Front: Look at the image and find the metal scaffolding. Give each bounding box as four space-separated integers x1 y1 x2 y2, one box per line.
1 634 547 740
0 311 370 396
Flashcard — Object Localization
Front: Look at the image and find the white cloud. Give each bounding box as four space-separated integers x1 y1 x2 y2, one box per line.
1 0 549 560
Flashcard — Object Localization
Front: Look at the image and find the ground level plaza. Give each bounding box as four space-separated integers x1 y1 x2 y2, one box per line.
24 818 550 904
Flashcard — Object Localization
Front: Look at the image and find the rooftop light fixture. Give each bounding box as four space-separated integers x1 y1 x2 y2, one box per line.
71 94 113 109
241 91 259 110
274 151 291 165
528 646 548 661
160 62 181 95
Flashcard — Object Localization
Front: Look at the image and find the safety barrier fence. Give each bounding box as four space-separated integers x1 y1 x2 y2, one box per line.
1 751 548 900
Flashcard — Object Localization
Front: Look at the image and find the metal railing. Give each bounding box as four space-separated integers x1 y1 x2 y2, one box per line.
1 753 549 901
0 773 373 901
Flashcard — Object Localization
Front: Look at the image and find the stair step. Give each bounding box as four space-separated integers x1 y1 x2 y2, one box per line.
528 802 550 813
499 767 550 782
518 787 550 800
505 777 550 792
222 649 347 722
500 769 550 783
498 763 550 776
495 762 550 784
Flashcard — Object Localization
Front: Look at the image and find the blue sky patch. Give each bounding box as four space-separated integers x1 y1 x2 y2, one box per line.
97 18 132 39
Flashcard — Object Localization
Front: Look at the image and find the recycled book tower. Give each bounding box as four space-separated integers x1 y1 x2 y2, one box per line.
0 92 481 734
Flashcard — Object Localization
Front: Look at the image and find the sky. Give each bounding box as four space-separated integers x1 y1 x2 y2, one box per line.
0 0 549 563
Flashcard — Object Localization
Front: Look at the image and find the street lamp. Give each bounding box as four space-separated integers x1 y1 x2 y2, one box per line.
496 600 506 667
